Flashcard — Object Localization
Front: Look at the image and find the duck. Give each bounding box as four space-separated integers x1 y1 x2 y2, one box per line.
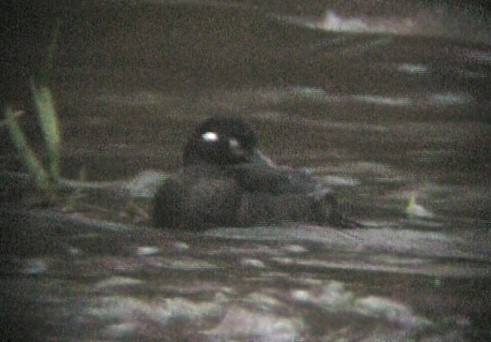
153 117 362 230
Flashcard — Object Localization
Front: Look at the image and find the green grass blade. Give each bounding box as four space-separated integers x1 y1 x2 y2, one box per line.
31 80 61 181
4 106 52 193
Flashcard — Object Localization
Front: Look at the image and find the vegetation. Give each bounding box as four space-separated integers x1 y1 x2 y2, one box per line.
2 19 158 225
3 21 61 201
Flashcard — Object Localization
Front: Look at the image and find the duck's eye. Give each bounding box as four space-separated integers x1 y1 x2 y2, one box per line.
202 131 219 142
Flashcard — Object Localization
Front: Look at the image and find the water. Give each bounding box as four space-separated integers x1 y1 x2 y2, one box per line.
1 1 490 340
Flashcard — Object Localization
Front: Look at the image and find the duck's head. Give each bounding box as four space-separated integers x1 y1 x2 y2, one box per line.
183 117 273 166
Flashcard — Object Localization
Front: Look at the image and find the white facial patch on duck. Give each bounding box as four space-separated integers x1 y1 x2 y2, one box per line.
228 138 240 148
202 131 219 142
228 138 240 149
228 138 244 156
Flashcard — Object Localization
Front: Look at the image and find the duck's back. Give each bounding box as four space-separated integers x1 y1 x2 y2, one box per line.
154 162 349 229
231 164 320 194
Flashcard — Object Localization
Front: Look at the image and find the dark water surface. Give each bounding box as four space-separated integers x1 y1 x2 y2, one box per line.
2 1 490 340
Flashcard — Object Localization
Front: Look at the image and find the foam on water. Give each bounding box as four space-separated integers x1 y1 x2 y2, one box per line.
319 11 423 35
277 5 490 44
204 86 475 110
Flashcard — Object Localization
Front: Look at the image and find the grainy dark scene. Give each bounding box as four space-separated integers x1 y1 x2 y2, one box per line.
1 0 490 340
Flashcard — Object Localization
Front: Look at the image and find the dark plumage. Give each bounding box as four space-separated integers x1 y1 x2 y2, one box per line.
153 117 361 230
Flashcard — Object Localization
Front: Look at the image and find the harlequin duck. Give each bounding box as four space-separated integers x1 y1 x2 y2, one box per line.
153 117 361 230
